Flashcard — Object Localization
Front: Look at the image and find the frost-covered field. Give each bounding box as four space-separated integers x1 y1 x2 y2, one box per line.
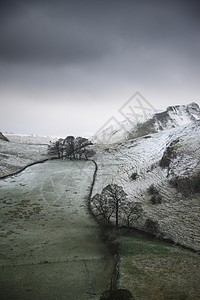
92 121 200 251
0 139 48 177
0 160 113 300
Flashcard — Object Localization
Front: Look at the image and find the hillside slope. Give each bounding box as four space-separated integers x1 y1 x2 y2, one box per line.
92 104 200 251
0 140 48 177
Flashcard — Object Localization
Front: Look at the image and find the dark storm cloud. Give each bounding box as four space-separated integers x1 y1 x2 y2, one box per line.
1 0 200 103
0 1 112 64
0 0 200 66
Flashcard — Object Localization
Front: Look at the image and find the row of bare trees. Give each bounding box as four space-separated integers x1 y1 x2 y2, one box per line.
48 136 95 160
91 184 143 230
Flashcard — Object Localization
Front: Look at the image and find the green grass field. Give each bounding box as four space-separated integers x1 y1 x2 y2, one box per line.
0 160 114 299
119 231 200 300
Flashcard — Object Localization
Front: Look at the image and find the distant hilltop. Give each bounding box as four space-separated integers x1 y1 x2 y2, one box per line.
2 133 58 145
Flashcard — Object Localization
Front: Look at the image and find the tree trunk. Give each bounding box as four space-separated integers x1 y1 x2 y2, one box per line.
127 215 130 231
116 200 119 230
57 149 60 159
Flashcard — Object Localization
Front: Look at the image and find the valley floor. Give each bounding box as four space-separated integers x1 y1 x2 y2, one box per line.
0 160 114 300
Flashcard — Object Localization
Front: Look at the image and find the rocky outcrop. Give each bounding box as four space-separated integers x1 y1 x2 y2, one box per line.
0 132 9 142
128 102 200 139
159 139 179 169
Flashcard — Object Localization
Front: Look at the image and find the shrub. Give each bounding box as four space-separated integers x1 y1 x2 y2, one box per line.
147 185 162 204
147 184 159 195
130 173 137 180
150 194 162 204
145 219 159 235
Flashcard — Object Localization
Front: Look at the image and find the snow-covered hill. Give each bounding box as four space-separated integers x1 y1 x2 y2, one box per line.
92 103 200 251
93 102 200 144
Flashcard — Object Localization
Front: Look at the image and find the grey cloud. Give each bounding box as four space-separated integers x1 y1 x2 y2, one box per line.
0 5 111 65
1 0 199 66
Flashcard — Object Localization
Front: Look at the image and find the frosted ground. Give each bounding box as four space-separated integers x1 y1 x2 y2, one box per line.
0 160 113 300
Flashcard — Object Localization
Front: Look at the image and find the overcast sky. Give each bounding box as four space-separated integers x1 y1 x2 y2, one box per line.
0 0 200 137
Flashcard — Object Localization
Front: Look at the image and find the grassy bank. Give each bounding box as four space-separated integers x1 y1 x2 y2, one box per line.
119 231 200 300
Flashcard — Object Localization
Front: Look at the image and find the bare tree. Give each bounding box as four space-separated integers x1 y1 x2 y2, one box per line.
122 202 143 230
103 184 127 229
91 184 127 229
91 193 115 224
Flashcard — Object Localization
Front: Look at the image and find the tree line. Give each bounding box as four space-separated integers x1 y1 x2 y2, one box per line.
91 183 161 235
48 136 95 160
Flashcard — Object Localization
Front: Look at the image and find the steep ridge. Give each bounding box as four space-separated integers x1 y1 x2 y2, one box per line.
93 102 200 144
128 102 200 139
92 103 200 251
